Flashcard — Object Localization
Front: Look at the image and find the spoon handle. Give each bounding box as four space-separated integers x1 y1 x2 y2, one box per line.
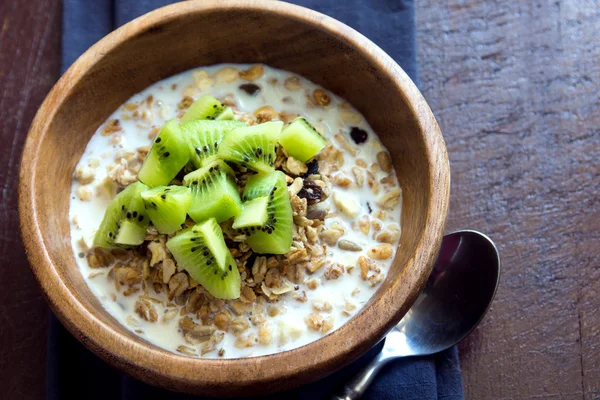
330 350 391 400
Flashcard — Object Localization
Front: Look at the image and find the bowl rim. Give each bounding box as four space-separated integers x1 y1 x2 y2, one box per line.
19 0 450 394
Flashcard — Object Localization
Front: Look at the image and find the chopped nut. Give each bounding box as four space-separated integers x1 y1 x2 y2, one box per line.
147 241 168 266
290 195 308 217
312 300 333 312
332 192 360 218
193 69 213 90
321 316 334 333
254 105 278 123
358 215 370 235
306 257 327 273
324 263 344 280
338 240 362 251
286 247 309 264
359 256 377 280
377 151 393 173
235 333 257 348
75 186 92 201
286 157 308 176
368 244 394 260
313 89 331 106
293 291 308 302
306 277 320 290
371 219 382 231
258 324 273 345
288 177 304 196
162 258 176 283
214 66 239 83
305 313 324 331
378 188 402 210
240 64 264 81
284 76 301 90
74 164 95 185
186 289 205 314
113 266 142 286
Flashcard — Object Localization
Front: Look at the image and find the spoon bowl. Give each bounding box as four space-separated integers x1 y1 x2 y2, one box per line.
334 230 500 399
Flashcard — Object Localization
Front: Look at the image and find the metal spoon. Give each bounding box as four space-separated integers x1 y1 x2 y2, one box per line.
332 230 500 400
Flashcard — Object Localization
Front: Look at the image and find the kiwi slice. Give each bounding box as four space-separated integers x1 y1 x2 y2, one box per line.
183 160 242 223
232 196 269 229
141 185 192 234
239 171 293 254
93 181 150 248
279 117 328 162
181 120 246 169
217 121 283 173
138 119 189 187
167 218 241 299
180 94 227 124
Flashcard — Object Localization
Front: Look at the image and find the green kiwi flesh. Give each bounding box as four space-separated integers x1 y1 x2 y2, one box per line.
241 171 293 254
180 94 226 124
141 185 192 234
279 117 328 162
138 119 189 187
93 181 150 248
180 120 246 169
216 107 235 120
217 121 283 173
232 196 269 229
166 218 241 299
183 160 242 223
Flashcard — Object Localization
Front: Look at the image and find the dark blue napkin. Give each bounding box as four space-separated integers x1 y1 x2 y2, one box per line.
52 1 463 399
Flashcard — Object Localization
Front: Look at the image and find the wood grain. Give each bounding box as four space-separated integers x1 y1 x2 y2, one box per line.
18 0 448 396
416 0 600 399
0 1 60 399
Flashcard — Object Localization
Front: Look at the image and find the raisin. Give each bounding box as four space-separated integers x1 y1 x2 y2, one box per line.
350 127 368 144
303 160 319 177
239 83 261 96
298 180 324 201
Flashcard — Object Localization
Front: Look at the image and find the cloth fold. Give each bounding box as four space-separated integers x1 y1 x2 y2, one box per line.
53 1 463 399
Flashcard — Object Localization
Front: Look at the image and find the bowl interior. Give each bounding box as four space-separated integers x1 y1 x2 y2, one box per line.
22 1 448 395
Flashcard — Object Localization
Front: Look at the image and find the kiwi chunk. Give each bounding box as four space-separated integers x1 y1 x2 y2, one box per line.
181 120 246 168
167 218 241 299
180 94 227 124
217 121 283 173
240 171 293 254
93 181 150 248
183 160 242 223
141 185 192 234
232 196 269 229
216 107 235 121
138 119 189 187
279 117 328 162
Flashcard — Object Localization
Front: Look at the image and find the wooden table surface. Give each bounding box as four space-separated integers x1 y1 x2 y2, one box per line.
1 1 598 399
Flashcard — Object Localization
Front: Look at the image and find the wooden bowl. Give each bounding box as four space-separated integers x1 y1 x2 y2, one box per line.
19 1 449 396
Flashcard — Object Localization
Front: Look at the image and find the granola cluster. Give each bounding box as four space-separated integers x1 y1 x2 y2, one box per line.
73 64 402 357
